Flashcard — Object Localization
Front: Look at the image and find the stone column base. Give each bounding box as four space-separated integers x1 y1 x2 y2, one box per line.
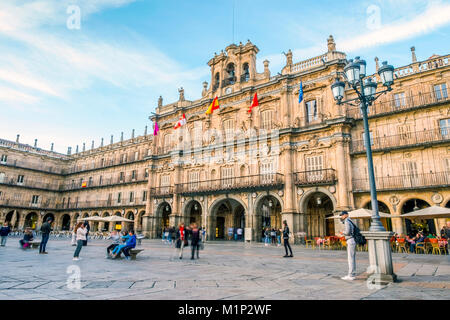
361 231 397 285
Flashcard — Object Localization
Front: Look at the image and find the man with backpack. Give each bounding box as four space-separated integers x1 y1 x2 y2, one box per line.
339 211 358 281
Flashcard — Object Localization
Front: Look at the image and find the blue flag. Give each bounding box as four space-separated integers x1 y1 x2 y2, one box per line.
298 81 303 103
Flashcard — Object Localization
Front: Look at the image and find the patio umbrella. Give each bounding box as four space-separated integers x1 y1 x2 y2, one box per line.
400 206 450 220
77 216 106 222
326 208 392 219
101 215 134 223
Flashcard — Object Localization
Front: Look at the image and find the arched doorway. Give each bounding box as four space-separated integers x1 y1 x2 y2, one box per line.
255 195 282 242
5 210 20 229
185 200 202 226
363 201 392 231
24 212 38 230
43 213 55 223
72 213 80 230
61 214 71 231
114 212 122 231
102 212 110 231
136 211 145 232
401 199 433 236
158 202 172 237
125 211 135 232
303 192 335 238
210 198 246 241
91 213 100 232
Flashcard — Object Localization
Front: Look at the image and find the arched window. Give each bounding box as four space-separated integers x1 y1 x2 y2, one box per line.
242 63 250 82
226 63 236 85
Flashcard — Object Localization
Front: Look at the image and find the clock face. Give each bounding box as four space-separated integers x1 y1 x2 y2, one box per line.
225 87 232 95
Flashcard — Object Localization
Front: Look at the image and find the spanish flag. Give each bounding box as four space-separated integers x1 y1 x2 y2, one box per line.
248 93 259 113
174 113 187 129
205 97 219 115
81 181 87 188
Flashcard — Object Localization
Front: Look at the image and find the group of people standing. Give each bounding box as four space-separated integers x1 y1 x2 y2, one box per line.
261 221 294 258
174 222 203 260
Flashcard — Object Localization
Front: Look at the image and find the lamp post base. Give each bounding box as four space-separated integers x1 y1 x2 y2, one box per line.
361 231 397 285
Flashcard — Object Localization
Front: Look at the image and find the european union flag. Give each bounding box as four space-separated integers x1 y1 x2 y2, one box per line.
298 81 303 103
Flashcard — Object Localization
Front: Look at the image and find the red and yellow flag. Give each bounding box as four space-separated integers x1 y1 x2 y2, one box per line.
205 97 220 115
248 93 259 113
81 182 87 188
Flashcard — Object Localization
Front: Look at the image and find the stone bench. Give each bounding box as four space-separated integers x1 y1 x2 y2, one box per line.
113 248 144 260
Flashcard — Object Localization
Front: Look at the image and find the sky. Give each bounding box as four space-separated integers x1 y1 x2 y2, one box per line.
1 0 450 154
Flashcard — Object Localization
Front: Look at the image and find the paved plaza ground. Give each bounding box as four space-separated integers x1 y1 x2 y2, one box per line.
0 237 449 300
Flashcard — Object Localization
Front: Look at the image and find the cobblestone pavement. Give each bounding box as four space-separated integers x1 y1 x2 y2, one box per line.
0 238 449 300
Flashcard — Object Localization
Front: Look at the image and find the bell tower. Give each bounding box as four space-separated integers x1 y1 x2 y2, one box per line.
207 40 259 96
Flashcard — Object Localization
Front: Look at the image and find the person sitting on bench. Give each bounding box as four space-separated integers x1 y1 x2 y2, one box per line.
122 230 137 261
19 228 34 249
110 231 130 258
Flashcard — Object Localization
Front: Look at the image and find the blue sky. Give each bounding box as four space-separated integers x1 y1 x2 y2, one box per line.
1 0 450 153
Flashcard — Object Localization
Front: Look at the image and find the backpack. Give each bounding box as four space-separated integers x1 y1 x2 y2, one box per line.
349 220 367 246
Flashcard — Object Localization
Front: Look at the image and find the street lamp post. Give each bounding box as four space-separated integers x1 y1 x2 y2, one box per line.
331 57 397 285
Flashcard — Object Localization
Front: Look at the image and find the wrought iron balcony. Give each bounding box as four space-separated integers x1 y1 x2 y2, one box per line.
55 198 146 210
240 73 250 83
352 171 450 192
294 169 337 186
0 199 56 210
150 186 174 198
175 173 284 196
351 128 450 154
60 177 147 192
0 177 61 191
221 76 237 88
346 91 450 120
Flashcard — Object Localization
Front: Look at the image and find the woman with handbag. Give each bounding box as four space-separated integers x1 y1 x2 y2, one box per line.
175 222 187 259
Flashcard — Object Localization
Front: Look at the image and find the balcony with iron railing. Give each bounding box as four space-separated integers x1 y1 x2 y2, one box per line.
55 198 146 210
221 76 237 88
60 176 147 192
351 128 450 154
175 173 284 196
352 171 450 193
294 169 337 187
0 198 56 209
0 177 61 191
346 91 450 120
150 186 174 198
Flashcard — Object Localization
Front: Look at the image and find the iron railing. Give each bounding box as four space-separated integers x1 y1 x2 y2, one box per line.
60 177 147 191
0 199 57 209
294 169 337 186
0 177 61 191
346 91 450 120
176 173 284 195
55 198 146 210
353 172 450 192
150 186 174 198
351 128 450 153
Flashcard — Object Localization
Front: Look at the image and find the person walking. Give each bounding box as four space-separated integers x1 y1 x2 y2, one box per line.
39 217 53 254
0 222 11 247
189 223 201 260
73 222 87 261
271 228 277 245
339 211 356 281
282 221 293 258
175 222 187 259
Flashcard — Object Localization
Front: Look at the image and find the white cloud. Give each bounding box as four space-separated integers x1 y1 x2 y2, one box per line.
340 1 450 52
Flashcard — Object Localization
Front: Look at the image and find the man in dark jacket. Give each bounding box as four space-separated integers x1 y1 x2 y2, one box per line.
39 217 53 254
0 222 11 246
282 220 293 258
83 221 90 246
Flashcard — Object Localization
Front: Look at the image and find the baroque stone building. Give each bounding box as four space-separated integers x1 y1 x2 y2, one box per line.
1 37 449 241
